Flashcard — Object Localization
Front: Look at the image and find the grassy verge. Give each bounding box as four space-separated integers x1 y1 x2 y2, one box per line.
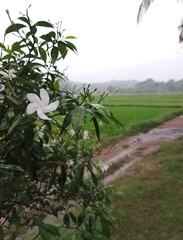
110 137 183 240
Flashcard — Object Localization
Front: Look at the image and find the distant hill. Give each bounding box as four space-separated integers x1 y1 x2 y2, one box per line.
59 78 183 94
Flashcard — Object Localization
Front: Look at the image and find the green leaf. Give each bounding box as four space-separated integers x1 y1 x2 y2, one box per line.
92 117 100 141
94 111 109 124
39 46 47 63
0 42 5 49
30 25 37 35
100 216 110 238
26 62 46 69
108 111 124 128
61 111 73 134
58 41 67 58
87 160 93 171
91 103 104 111
22 54 37 59
77 209 85 227
24 124 34 142
2 54 12 60
90 171 98 186
52 206 65 217
40 34 52 42
70 163 85 194
91 103 123 128
54 79 60 91
0 164 24 173
18 16 30 25
2 47 11 54
5 23 26 34
39 226 50 240
33 214 46 225
63 214 70 228
69 212 77 224
8 114 22 135
59 165 67 189
65 40 77 53
39 224 60 237
48 31 56 39
65 35 77 39
89 215 96 232
18 192 30 204
71 106 87 137
4 95 20 105
34 21 53 28
87 92 95 102
51 46 58 62
12 42 23 53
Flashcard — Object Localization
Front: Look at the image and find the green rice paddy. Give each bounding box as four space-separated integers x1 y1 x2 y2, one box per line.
91 94 183 145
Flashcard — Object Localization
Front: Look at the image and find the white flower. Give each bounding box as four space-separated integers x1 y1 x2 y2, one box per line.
83 130 89 141
26 88 59 120
101 164 109 173
68 129 75 136
43 143 53 152
0 84 5 98
50 139 58 145
36 125 46 138
0 84 5 92
67 160 74 167
99 121 103 127
0 69 17 80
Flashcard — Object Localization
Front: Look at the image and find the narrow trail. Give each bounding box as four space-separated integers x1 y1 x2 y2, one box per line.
95 115 183 184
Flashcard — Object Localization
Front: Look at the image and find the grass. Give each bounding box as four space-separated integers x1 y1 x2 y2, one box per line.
98 93 183 107
110 137 183 240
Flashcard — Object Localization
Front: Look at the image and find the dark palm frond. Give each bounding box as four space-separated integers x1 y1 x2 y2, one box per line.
137 0 183 23
137 0 183 42
178 18 183 42
137 0 156 23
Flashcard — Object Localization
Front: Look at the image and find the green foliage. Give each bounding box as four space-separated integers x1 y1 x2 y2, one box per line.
0 8 121 240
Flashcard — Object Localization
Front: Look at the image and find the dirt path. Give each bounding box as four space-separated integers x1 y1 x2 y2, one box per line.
95 115 183 184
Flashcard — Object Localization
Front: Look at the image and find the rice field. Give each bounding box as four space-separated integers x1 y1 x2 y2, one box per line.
91 93 183 144
99 93 183 107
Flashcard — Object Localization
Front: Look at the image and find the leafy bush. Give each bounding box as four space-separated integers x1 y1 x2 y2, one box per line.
0 7 121 240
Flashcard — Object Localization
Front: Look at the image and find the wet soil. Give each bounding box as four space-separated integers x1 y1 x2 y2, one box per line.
94 115 183 184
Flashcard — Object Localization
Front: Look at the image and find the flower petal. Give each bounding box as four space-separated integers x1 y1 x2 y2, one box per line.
8 69 17 79
37 108 51 120
26 103 39 114
40 88 49 106
27 93 42 105
42 100 59 113
0 84 5 91
0 71 9 80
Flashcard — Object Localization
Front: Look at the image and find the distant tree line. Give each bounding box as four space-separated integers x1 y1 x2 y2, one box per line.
62 78 183 94
117 78 183 94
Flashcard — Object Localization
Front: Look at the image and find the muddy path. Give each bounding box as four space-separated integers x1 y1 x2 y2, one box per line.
94 115 183 184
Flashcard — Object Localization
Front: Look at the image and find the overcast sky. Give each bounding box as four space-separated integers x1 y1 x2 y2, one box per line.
1 0 183 83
